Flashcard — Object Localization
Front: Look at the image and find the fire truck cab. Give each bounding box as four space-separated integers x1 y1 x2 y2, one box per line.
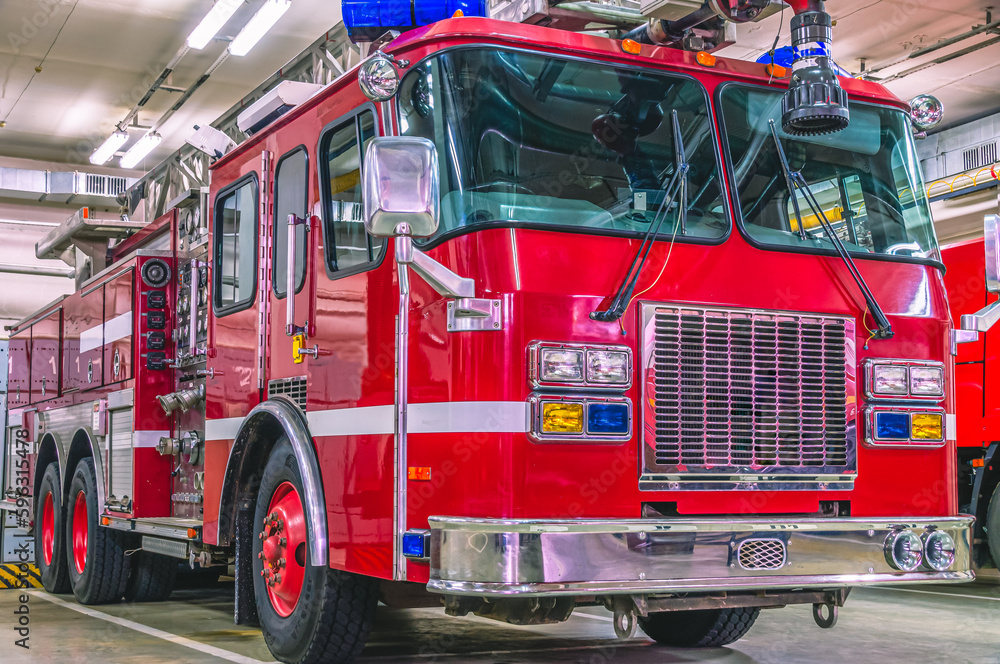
2 2 975 663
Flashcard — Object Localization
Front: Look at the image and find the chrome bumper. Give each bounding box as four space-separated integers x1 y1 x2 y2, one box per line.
427 516 974 597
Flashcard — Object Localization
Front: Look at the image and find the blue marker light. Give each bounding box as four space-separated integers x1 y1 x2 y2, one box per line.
343 0 488 42
402 530 430 558
875 412 910 440
587 403 630 435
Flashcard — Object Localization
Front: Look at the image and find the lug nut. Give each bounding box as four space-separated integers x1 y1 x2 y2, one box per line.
280 537 287 547
273 574 281 583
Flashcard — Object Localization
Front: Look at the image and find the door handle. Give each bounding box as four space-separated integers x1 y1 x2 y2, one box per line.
285 214 307 336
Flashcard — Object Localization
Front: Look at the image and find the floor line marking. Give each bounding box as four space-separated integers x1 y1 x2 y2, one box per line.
29 591 276 664
573 612 613 622
871 587 1000 602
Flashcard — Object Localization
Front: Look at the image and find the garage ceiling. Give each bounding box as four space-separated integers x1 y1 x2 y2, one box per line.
0 0 343 168
0 0 997 172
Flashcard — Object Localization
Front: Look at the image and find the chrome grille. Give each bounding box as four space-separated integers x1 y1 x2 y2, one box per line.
268 376 307 410
641 304 856 485
737 538 787 570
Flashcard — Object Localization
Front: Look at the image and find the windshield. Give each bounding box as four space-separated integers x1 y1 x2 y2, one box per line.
397 48 727 243
719 85 940 263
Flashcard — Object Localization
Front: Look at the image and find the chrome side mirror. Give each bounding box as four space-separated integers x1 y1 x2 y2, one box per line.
985 214 1000 294
362 136 439 238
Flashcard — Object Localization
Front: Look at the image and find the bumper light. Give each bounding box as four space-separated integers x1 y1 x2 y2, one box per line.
923 530 957 571
541 402 584 434
885 530 923 571
587 402 629 435
539 348 585 383
909 366 945 398
911 413 944 440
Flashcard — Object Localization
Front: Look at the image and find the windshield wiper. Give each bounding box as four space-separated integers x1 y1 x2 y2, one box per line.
769 120 893 340
591 110 688 324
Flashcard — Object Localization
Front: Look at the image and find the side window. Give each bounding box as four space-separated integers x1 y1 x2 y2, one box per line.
213 176 258 314
273 148 309 298
321 109 383 274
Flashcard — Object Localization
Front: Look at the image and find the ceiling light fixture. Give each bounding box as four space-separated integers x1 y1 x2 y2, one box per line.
187 0 242 50
120 132 162 169
230 0 291 57
90 130 129 165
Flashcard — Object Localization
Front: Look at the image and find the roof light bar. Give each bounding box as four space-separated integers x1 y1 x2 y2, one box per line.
89 131 129 165
120 133 162 169
230 0 291 56
187 0 242 50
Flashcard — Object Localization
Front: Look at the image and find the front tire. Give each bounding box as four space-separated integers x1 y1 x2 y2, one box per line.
987 483 1000 567
253 439 378 664
638 607 760 647
35 463 70 593
66 457 130 604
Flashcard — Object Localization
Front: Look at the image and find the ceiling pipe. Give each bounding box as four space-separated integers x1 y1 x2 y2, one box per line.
0 263 74 278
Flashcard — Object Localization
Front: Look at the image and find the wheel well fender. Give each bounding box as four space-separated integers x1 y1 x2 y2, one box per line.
218 396 328 566
32 432 62 512
63 428 103 511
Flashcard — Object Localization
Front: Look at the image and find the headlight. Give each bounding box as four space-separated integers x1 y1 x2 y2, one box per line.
587 349 630 384
865 360 946 401
530 343 631 389
909 366 945 398
539 348 584 383
872 364 908 396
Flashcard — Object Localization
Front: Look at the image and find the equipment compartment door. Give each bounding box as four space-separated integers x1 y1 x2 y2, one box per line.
104 270 134 385
30 310 61 403
65 286 104 391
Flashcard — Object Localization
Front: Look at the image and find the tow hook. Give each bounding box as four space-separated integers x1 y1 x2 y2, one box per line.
813 602 838 629
612 597 638 639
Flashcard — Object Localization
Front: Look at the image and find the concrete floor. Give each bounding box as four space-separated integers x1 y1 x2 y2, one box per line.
4 572 999 664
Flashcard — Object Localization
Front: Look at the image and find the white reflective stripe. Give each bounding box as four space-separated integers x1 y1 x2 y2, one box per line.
307 405 394 436
79 323 103 353
203 401 530 441
78 311 133 353
205 417 242 441
409 401 528 433
134 429 170 449
946 414 957 441
105 311 133 344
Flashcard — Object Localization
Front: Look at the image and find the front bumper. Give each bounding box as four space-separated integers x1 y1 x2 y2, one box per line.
428 516 974 597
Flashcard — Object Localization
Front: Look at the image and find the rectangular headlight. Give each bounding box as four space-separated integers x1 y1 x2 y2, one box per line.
872 365 908 396
909 366 945 398
587 349 630 385
539 348 584 383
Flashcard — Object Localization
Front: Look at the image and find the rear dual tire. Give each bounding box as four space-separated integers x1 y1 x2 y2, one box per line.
66 457 131 604
35 463 70 593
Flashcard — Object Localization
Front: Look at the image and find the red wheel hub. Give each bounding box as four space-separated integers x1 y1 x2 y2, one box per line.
71 490 88 574
41 493 55 566
258 482 307 617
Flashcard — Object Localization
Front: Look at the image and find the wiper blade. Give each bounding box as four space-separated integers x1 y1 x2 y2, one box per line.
591 110 688 324
769 120 894 340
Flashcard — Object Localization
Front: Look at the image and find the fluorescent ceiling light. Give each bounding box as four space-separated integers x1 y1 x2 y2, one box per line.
90 131 129 165
187 0 242 50
120 133 162 169
230 0 291 57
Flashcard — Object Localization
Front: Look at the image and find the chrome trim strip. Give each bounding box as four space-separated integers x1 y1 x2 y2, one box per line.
428 516 974 598
395 252 410 581
862 358 946 402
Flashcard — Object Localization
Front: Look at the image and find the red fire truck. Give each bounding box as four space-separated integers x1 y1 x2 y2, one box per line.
942 220 1000 569
1 1 976 662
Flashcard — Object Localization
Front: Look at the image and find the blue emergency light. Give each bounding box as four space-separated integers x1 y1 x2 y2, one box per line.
587 403 630 436
343 0 488 42
874 411 910 440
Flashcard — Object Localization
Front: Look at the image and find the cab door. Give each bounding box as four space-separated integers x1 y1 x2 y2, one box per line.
266 146 313 402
